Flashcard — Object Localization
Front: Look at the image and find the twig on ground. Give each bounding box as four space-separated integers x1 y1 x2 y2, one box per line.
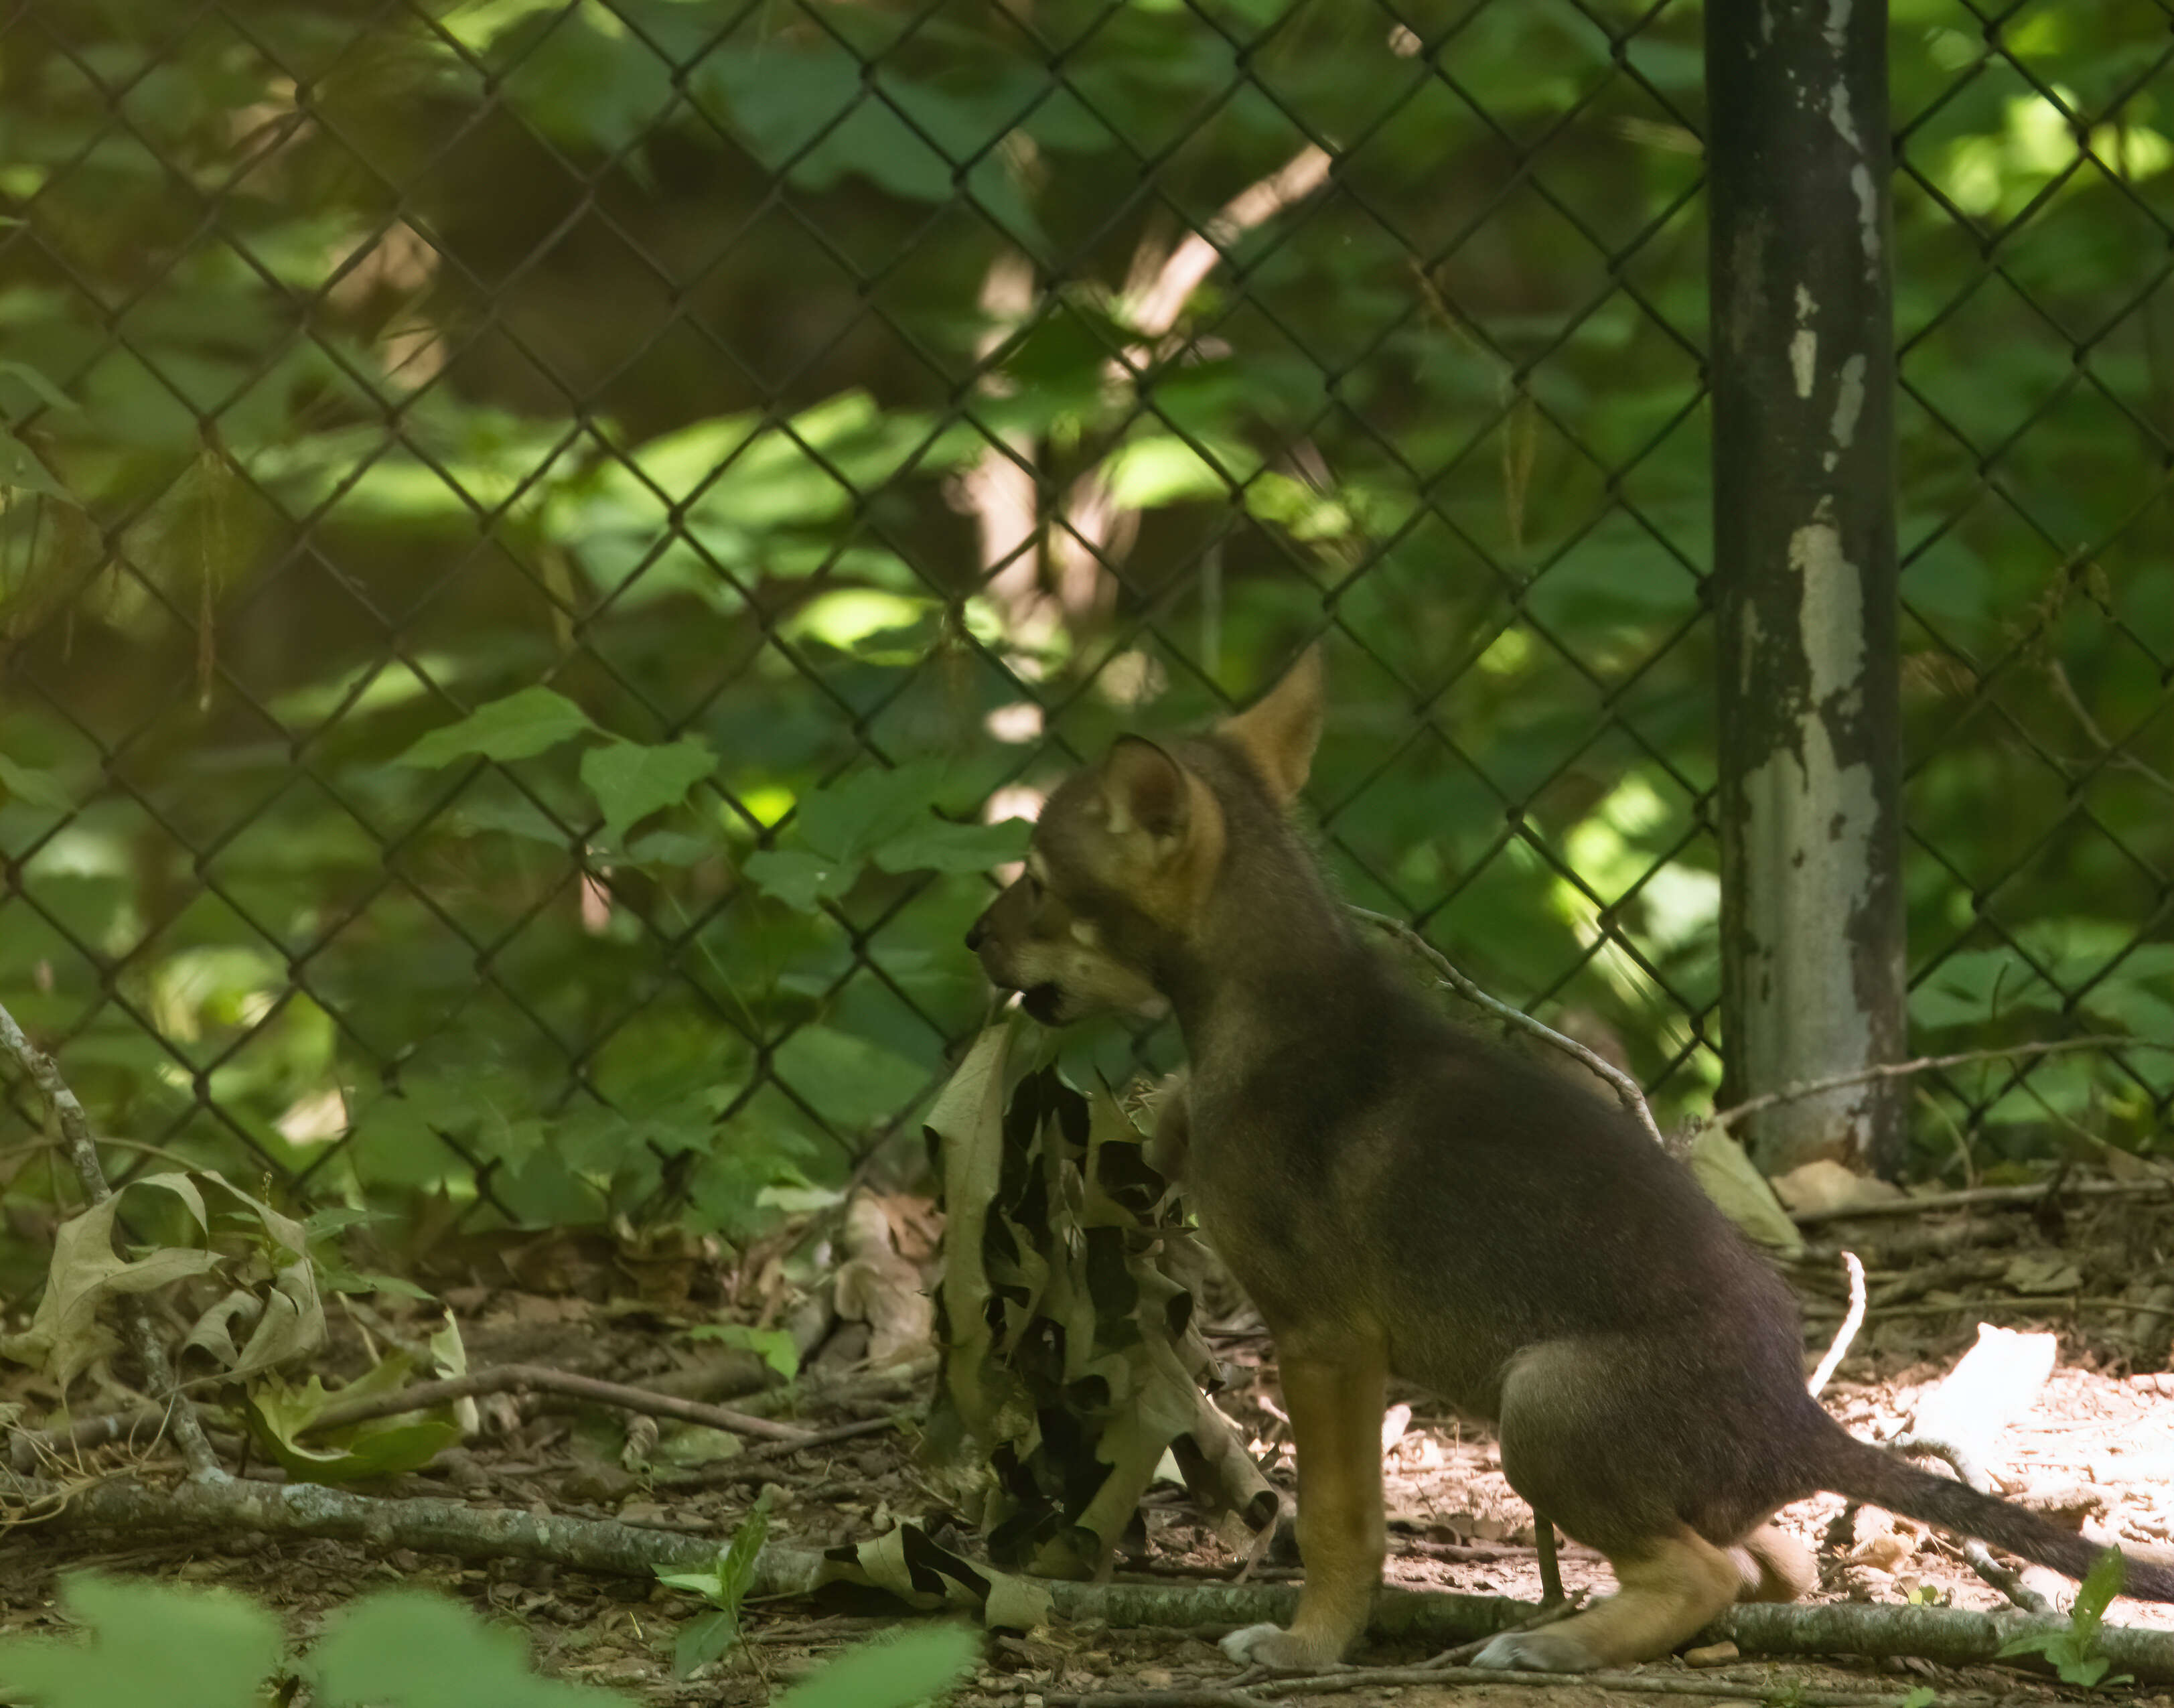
1804 1295 2174 1323
21 1477 2174 1679
1350 908 1665 1149
1888 1433 2051 1616
1793 1176 2171 1226
305 1362 822 1444
1710 1036 2166 1133
0 999 222 1483
1808 1252 1867 1398
1423 1591 1584 1666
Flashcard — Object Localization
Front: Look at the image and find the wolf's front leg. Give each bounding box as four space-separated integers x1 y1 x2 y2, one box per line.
1220 1349 1386 1670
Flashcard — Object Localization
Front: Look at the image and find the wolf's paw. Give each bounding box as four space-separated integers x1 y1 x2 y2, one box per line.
1218 1624 1344 1670
1467 1630 1597 1673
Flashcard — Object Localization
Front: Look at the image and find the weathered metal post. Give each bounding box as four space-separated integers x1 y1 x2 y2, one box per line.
1707 2 1907 1176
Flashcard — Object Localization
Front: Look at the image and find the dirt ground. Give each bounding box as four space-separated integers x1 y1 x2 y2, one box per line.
3 1198 2173 1708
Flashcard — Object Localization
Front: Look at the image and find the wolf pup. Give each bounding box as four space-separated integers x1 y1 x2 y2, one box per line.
966 649 2174 1673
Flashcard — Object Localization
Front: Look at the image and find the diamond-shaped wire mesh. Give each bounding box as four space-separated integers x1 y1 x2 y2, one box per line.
0 0 2163 1242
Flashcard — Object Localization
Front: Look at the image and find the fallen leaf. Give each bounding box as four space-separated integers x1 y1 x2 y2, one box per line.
1769 1159 1905 1217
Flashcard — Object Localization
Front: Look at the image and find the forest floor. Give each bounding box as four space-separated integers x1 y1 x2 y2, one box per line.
3 1192 2172 1708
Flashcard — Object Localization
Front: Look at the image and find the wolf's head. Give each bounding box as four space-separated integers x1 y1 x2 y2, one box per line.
966 648 1324 1025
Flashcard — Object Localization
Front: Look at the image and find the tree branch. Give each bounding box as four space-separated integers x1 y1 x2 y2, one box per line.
27 1477 2173 1681
1349 908 1666 1149
1707 1036 2165 1133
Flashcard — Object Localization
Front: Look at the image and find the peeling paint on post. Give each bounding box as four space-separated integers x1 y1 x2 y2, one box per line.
1707 0 1907 1175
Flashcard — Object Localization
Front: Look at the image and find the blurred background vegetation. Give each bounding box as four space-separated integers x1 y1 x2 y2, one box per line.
0 0 2167 1279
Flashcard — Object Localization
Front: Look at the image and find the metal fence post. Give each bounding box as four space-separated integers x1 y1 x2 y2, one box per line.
1707 1 1907 1175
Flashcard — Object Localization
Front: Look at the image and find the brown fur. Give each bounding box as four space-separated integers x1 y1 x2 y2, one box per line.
966 651 2174 1672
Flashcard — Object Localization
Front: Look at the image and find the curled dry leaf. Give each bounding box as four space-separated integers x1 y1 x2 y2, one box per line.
0 1169 323 1393
925 1031 1277 1579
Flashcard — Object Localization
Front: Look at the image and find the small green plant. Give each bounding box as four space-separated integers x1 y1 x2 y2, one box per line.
654 1499 772 1677
0 1571 979 1708
1899 1686 1937 1708
688 1322 802 1382
1997 1546 2134 1689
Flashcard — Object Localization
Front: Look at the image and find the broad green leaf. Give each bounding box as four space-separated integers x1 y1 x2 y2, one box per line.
774 1625 979 1708
871 816 1032 877
312 1589 629 1707
0 1575 284 1708
773 1026 930 1132
245 1355 461 1484
741 847 854 910
581 737 715 846
672 1609 742 1681
0 755 73 811
394 688 597 768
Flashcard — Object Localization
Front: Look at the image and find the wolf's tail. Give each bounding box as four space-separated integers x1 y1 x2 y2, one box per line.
1806 1417 2174 1602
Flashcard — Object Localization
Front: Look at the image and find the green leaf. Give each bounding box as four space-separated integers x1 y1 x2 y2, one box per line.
0 360 81 416
245 1356 461 1484
741 848 854 911
0 1575 285 1708
0 754 74 812
394 688 597 768
774 1625 979 1708
795 764 946 862
0 432 74 502
688 1322 800 1381
870 816 1032 877
672 1609 742 1681
1900 1689 1937 1708
312 1589 629 1707
581 737 716 846
2073 1545 2125 1634
715 1504 769 1614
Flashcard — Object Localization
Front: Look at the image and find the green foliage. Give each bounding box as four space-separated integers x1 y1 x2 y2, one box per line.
0 1575 977 1708
1 0 2166 1275
775 1625 981 1708
688 1321 802 1382
656 1502 771 1677
0 1577 284 1708
1996 1547 2136 1689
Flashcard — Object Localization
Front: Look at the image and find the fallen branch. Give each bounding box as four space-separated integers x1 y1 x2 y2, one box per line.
1807 1252 1866 1398
0 999 221 1482
1350 908 1666 1149
305 1362 821 1445
1710 1037 2166 1133
1054 1670 2007 1708
1794 1177 2171 1226
1804 1295 2174 1324
25 1475 2174 1681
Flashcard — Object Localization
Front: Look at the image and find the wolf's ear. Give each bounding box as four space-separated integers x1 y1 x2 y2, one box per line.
1099 737 1189 842
1218 645 1323 804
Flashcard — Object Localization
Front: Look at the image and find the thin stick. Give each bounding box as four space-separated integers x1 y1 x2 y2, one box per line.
1709 1036 2164 1132
1807 1251 1866 1398
1794 1178 2171 1226
1889 1434 2051 1616
1349 908 1665 1149
305 1363 823 1444
0 999 222 1482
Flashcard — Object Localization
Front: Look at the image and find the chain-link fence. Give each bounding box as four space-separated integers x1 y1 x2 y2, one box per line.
0 0 2165 1250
